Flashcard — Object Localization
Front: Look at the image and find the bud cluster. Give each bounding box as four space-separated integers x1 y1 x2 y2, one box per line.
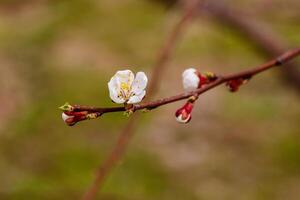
176 68 217 124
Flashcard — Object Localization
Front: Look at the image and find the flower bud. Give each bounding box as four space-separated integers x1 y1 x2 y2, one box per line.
175 101 194 124
182 68 217 91
226 78 249 92
62 111 88 126
182 68 201 92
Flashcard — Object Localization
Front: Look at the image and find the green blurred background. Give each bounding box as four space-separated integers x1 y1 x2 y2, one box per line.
0 0 300 199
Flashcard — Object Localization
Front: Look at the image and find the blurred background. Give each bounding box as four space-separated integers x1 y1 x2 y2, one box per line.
0 0 300 199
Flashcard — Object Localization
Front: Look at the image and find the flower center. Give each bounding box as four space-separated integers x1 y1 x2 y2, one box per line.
121 82 130 91
119 82 132 100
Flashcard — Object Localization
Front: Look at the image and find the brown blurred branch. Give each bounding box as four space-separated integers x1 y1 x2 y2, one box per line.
81 1 201 200
66 48 300 119
202 1 300 90
148 0 201 96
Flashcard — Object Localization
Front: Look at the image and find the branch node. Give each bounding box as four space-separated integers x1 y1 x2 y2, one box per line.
188 95 198 103
87 113 99 120
123 110 134 117
275 58 284 66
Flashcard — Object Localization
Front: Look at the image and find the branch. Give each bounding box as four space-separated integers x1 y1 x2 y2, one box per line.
80 1 201 200
202 1 300 90
63 48 300 121
147 0 201 96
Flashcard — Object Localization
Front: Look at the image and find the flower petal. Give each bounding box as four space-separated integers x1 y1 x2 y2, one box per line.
62 112 73 122
127 90 146 104
108 76 125 103
131 71 148 95
182 68 200 91
115 70 134 87
175 113 191 123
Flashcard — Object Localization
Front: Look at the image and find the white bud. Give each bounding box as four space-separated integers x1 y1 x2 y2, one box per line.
182 68 200 92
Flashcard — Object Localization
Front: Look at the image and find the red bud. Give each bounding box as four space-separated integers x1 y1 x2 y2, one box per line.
175 102 194 124
62 111 88 126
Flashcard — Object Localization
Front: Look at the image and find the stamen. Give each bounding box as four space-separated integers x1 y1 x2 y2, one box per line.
120 82 132 100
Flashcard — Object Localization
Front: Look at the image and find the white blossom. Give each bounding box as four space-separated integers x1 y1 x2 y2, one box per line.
108 70 148 104
182 68 200 92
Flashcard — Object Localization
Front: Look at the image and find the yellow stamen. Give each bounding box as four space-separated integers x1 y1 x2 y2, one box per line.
121 82 130 91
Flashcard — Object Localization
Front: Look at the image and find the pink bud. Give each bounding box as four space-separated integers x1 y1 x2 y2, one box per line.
62 111 88 126
175 102 194 124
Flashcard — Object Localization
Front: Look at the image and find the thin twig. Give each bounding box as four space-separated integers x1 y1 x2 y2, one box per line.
81 2 201 200
202 1 300 90
148 0 201 96
71 48 300 117
81 114 137 200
